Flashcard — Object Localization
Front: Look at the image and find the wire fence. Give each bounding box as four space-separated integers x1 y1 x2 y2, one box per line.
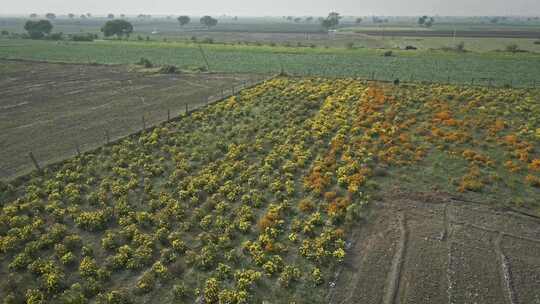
284 69 539 89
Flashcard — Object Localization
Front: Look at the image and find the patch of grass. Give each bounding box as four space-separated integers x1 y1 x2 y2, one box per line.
1 39 539 86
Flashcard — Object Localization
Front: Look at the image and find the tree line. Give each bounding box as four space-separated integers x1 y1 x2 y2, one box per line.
21 12 438 40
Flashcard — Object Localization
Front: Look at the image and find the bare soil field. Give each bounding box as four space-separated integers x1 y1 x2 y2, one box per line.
355 30 540 39
329 190 540 304
0 60 261 179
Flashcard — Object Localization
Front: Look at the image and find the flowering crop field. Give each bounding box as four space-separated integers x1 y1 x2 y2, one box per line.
1 78 540 303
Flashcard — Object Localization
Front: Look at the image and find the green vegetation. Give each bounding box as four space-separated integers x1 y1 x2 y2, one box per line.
101 19 133 38
23 20 53 39
200 16 218 28
1 77 539 303
177 15 190 27
0 38 539 86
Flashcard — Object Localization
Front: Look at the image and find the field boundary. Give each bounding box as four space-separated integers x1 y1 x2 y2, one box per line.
284 73 539 89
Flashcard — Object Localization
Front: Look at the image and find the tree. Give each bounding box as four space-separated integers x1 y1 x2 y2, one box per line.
425 17 434 27
68 13 75 19
321 12 341 30
101 19 133 38
418 15 434 27
108 14 115 19
305 16 314 23
45 13 56 20
86 13 92 18
177 15 190 27
24 20 53 39
200 16 218 28
355 17 363 24
80 14 87 19
294 17 302 23
372 16 383 23
30 13 38 18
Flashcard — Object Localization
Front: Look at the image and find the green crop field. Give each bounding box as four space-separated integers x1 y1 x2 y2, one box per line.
1 39 539 87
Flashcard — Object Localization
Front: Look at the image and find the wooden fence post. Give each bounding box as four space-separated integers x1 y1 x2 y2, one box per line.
185 103 188 114
75 142 81 157
142 115 146 130
471 78 475 86
28 151 41 172
167 109 170 121
105 130 110 144
232 85 235 95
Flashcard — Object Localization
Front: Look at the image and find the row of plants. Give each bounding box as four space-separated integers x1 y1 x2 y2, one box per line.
1 77 539 303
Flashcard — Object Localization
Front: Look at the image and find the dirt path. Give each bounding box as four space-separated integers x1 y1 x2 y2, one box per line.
330 192 540 304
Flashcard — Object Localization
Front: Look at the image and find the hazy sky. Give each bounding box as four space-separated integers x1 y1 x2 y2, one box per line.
3 0 540 16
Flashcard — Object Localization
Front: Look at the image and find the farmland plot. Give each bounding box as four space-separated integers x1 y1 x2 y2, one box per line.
0 77 539 303
0 60 260 179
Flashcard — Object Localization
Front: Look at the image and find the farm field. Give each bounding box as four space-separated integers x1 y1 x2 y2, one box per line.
2 16 540 52
1 39 540 87
330 192 540 304
0 59 260 180
351 29 540 38
1 77 539 303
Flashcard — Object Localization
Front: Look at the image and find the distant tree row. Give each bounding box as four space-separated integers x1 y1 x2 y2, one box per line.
176 16 218 28
29 13 124 19
23 18 134 39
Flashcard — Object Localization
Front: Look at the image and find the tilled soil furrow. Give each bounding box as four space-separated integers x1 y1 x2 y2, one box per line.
501 236 540 303
384 213 408 304
396 209 448 304
330 212 400 304
495 233 519 304
331 195 539 304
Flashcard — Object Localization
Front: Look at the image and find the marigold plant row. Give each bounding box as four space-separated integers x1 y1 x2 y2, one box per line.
0 78 539 303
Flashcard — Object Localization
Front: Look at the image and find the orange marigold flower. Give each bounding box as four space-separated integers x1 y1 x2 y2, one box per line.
529 159 540 172
502 135 518 145
504 160 521 173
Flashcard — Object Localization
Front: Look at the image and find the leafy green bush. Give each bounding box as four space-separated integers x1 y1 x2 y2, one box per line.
75 209 111 231
47 32 64 41
79 257 99 278
136 57 153 68
71 33 96 42
172 283 187 299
